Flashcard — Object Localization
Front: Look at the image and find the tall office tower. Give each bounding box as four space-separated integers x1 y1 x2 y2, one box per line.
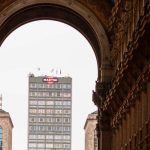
28 74 72 150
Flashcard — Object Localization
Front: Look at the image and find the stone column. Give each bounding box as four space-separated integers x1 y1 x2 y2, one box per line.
93 81 112 150
99 110 112 150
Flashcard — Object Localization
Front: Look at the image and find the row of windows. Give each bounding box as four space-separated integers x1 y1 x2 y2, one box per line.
30 97 71 101
30 83 71 89
29 92 71 98
29 134 70 140
29 117 71 123
29 109 71 115
30 106 70 110
29 125 71 132
28 147 70 150
29 100 71 106
29 143 70 148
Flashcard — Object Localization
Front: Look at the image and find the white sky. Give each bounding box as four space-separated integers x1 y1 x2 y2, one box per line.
0 20 97 150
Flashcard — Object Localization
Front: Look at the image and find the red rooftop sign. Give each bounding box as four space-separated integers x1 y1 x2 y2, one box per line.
42 77 58 84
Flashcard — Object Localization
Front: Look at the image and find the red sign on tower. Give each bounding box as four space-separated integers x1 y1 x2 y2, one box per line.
42 77 58 84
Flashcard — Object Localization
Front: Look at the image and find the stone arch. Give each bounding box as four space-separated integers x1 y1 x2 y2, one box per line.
0 0 112 81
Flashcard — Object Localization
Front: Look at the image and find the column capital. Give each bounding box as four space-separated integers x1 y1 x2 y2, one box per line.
96 80 111 98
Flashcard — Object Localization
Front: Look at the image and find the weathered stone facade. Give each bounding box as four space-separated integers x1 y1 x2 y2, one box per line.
93 0 150 149
0 0 149 149
84 111 98 150
0 109 13 150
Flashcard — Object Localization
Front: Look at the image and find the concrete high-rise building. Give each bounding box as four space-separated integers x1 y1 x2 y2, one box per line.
84 111 98 150
0 109 13 150
28 74 72 150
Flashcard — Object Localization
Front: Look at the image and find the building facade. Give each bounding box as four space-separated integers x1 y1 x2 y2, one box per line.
0 109 13 150
84 111 98 150
28 74 72 150
0 0 149 150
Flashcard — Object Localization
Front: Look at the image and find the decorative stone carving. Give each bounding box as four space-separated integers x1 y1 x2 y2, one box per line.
109 1 132 68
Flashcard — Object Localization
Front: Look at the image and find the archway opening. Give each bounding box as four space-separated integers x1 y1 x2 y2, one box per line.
0 3 102 69
0 20 98 150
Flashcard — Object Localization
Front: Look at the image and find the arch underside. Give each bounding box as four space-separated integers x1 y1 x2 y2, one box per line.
0 4 102 69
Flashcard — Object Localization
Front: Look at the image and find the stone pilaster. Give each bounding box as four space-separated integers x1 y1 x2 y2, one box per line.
93 81 112 150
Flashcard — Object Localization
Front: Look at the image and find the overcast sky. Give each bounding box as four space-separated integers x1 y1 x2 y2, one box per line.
0 20 97 150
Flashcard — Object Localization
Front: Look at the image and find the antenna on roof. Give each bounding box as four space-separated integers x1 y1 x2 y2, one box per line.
37 67 41 76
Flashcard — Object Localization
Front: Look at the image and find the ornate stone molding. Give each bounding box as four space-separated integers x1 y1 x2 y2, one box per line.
111 63 150 129
109 0 150 69
103 2 150 113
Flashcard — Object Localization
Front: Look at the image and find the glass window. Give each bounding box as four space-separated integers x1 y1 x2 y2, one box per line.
56 92 60 97
37 143 44 148
38 101 45 105
63 110 71 114
47 84 52 88
29 101 37 105
46 101 54 105
67 84 71 89
46 109 54 114
29 118 36 122
64 118 70 123
63 135 70 140
29 109 37 114
38 109 45 114
0 127 2 150
62 84 67 88
51 92 57 97
43 92 49 97
63 144 70 148
54 144 62 148
55 101 62 105
46 135 53 139
57 84 61 89
56 118 62 122
29 126 37 131
29 143 36 148
63 101 71 105
55 109 62 114
38 84 44 88
64 126 70 131
54 135 62 139
29 134 37 139
63 92 71 97
38 135 45 139
30 83 36 88
39 117 45 122
46 143 53 148
37 92 42 97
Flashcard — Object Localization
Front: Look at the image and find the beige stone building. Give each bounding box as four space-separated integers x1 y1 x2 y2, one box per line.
0 109 13 150
84 111 98 150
